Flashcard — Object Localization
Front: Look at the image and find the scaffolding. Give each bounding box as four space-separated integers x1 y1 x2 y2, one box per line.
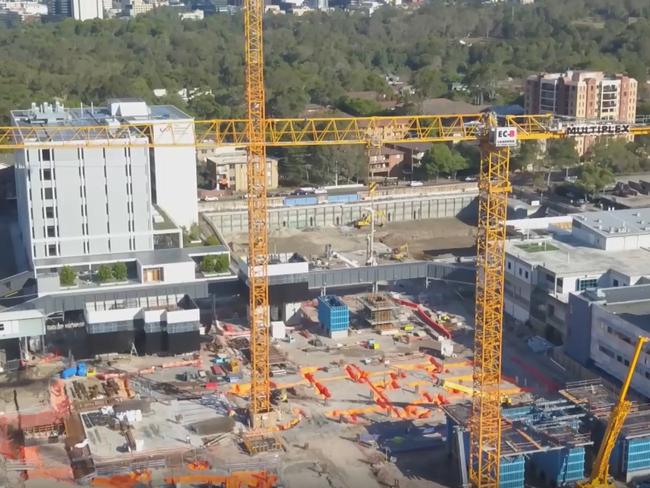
360 293 399 330
445 400 593 488
561 380 650 482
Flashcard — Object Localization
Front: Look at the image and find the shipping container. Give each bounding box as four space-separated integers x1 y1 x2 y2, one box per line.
283 196 319 206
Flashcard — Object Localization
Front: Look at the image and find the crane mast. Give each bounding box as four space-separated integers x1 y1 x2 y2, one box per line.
469 116 511 488
579 335 649 488
243 0 272 424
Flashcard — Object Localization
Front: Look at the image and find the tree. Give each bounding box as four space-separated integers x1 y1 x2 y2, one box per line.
214 254 229 273
200 254 229 273
589 139 640 174
204 235 220 246
59 266 76 287
547 139 579 173
200 255 217 273
112 262 127 281
577 163 614 197
421 144 468 180
96 264 114 283
512 141 541 172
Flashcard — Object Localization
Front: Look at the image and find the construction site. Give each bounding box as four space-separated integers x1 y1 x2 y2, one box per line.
2 0 650 486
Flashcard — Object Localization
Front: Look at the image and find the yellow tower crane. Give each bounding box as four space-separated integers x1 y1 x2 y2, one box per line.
578 335 649 488
243 0 272 427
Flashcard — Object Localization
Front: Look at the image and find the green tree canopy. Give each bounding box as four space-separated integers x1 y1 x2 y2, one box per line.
546 139 579 173
588 139 643 173
59 266 76 287
421 144 469 179
577 163 614 196
96 264 114 283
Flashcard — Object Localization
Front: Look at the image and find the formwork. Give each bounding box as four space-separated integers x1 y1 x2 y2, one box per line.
317 295 349 336
561 380 650 482
445 401 592 488
359 293 398 329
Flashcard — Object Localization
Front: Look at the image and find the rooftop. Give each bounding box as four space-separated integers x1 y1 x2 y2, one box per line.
605 300 650 331
33 245 228 270
573 208 650 238
506 236 650 278
10 99 192 142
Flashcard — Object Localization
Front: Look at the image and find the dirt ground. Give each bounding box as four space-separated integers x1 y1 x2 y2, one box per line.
226 217 476 260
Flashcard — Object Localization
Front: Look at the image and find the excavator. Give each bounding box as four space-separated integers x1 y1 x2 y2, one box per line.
354 210 384 229
391 243 408 261
578 335 649 488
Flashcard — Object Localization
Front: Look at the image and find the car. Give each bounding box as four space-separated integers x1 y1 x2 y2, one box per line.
409 180 424 187
464 176 478 182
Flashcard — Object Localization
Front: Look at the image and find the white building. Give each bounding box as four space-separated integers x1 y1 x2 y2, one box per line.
11 99 198 268
504 208 650 343
0 1 47 20
567 285 650 402
178 8 203 19
71 0 103 19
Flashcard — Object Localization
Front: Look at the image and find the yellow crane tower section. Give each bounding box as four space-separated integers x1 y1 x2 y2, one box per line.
578 335 649 488
469 117 511 488
243 0 272 424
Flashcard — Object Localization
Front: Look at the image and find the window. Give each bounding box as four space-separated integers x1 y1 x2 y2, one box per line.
577 278 598 291
624 359 630 367
599 345 614 358
44 187 53 199
47 226 55 238
43 168 52 180
47 244 57 256
45 206 54 219
524 271 529 279
42 149 51 161
0 324 3 331
613 279 619 287
507 261 512 271
546 273 554 283
518 268 522 276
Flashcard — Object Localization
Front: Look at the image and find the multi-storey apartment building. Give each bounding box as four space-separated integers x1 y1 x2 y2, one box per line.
11 99 198 267
524 70 638 154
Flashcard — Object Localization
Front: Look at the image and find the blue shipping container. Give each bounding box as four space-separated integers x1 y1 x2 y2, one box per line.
318 295 349 332
327 193 359 204
284 196 318 206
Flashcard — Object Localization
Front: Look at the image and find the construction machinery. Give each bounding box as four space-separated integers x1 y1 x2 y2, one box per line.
578 335 649 488
354 210 385 229
243 0 272 429
391 243 408 261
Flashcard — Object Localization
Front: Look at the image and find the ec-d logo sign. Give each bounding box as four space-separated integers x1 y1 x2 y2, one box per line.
492 127 518 147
